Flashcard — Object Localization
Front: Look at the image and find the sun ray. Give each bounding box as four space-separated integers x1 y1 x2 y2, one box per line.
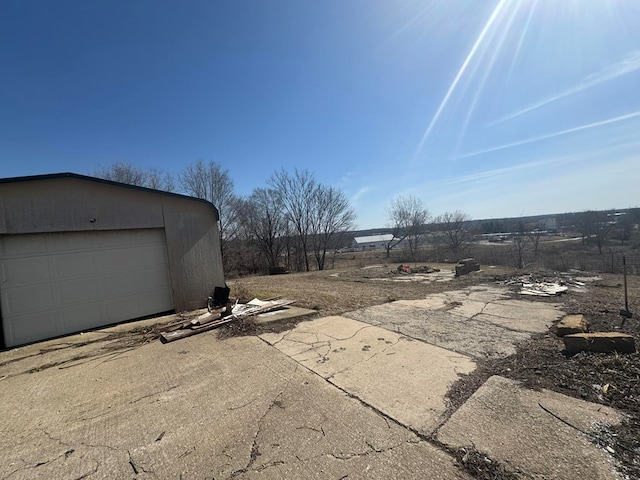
413 0 510 160
383 1 437 45
506 0 538 81
453 0 523 157
489 49 640 126
460 110 640 159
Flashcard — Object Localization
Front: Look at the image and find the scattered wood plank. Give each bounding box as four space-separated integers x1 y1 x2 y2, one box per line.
160 317 236 343
190 312 221 326
160 299 296 344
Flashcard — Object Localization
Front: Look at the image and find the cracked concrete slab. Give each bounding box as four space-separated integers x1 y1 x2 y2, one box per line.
0 326 470 480
479 299 563 333
437 375 623 480
343 286 563 358
343 303 531 358
259 316 476 435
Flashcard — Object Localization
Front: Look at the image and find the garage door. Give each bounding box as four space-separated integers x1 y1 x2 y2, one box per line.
1 229 174 347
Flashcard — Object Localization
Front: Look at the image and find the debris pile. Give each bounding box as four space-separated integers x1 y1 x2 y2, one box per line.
455 258 480 277
502 273 595 297
395 264 441 274
159 298 294 343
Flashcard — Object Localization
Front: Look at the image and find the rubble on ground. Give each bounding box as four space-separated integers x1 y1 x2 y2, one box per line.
395 264 441 275
160 298 295 343
501 272 599 297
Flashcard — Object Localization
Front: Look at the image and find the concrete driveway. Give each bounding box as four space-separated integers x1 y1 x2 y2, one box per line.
0 285 623 479
0 315 469 480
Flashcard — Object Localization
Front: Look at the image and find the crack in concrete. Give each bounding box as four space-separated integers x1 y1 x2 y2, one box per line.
254 460 285 472
327 438 415 461
42 429 115 453
295 425 325 436
1 443 76 480
228 364 299 479
128 450 154 476
227 398 259 411
129 384 179 404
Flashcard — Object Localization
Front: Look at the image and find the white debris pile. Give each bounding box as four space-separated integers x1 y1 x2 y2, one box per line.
503 272 599 297
520 282 569 297
231 298 294 315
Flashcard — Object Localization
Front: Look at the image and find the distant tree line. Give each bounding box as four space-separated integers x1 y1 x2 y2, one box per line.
94 161 639 275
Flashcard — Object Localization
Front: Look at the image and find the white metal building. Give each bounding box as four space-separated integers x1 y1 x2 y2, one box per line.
352 234 396 251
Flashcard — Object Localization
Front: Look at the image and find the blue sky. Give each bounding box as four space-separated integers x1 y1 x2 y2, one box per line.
2 0 639 229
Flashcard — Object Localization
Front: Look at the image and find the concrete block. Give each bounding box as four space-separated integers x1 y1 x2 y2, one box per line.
455 259 480 277
556 314 588 337
459 258 476 265
564 332 636 354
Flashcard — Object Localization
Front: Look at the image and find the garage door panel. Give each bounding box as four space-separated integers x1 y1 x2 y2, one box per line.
99 271 143 298
46 232 95 253
1 256 52 286
1 284 55 316
9 312 60 346
54 252 97 279
105 288 173 320
98 267 170 298
1 229 174 347
57 277 98 305
60 303 107 331
97 245 166 273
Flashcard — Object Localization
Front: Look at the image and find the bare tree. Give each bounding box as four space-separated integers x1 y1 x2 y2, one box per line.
94 161 147 186
435 210 472 254
268 169 317 272
179 160 236 239
147 167 176 192
387 196 431 259
384 221 407 259
513 222 529 269
528 230 543 256
574 210 611 254
94 162 175 191
574 210 596 245
240 188 287 269
309 185 356 270
179 160 238 273
613 212 634 245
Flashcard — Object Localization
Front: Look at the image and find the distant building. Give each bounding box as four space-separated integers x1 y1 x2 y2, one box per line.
353 234 396 251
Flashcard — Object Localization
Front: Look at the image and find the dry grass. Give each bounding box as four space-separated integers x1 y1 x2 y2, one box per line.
228 262 514 317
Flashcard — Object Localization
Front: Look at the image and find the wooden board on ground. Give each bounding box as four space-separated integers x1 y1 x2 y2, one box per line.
160 317 236 343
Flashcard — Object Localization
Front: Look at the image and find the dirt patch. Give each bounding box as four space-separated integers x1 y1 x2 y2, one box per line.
228 263 512 317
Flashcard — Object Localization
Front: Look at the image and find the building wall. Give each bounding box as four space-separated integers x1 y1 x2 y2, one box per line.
0 176 225 310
